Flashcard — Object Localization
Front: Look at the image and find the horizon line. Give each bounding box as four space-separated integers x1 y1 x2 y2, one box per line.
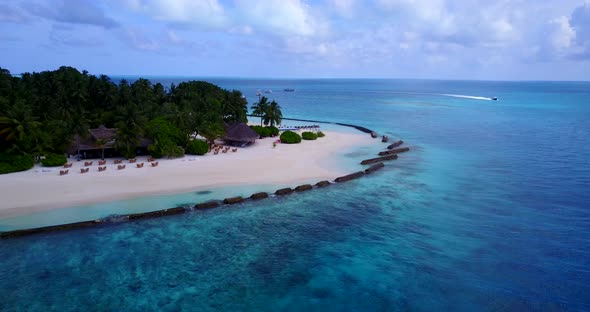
9 72 590 83
80 74 590 83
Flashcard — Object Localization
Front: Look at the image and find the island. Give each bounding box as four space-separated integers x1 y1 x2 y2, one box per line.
0 66 376 222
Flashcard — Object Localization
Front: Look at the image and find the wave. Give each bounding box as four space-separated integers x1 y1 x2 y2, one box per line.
441 94 493 101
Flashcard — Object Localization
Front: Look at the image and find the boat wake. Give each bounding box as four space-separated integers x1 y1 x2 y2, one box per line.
380 91 497 101
441 94 494 101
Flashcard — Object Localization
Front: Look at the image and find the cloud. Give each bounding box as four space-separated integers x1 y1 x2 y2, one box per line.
536 2 590 61
124 28 160 51
114 0 587 68
550 16 575 51
327 0 357 18
234 0 324 37
24 0 119 28
123 0 326 37
5 0 589 79
0 4 29 23
124 0 227 28
570 2 590 57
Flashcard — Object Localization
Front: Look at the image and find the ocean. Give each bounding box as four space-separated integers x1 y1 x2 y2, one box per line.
1 79 589 311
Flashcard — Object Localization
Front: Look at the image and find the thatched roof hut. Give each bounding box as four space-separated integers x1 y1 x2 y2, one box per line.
69 125 151 154
223 123 259 144
88 125 117 141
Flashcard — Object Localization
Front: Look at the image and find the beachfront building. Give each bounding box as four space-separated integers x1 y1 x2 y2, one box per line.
69 125 152 159
223 123 259 146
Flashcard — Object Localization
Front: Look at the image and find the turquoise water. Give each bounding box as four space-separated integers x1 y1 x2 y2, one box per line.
1 79 589 311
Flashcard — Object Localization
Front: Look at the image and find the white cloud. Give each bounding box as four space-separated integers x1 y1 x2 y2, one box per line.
125 0 228 28
165 29 185 45
328 0 356 18
376 0 449 23
108 0 590 76
550 16 575 50
234 0 324 37
229 25 254 35
122 0 325 37
283 37 332 55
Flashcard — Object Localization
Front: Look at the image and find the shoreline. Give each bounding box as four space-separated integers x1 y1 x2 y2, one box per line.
0 130 375 220
1 160 390 238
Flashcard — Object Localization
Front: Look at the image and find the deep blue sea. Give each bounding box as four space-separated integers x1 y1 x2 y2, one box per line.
1 79 589 311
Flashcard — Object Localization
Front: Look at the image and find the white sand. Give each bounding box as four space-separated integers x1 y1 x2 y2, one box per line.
0 131 373 218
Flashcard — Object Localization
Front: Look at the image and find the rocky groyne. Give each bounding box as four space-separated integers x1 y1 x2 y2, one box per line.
378 147 410 156
360 155 398 165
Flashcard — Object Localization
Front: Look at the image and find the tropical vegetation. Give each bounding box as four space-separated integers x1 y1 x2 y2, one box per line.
267 126 279 136
301 131 318 140
0 154 33 174
279 131 301 144
186 139 209 155
0 66 252 173
250 125 280 138
40 153 67 167
251 96 282 127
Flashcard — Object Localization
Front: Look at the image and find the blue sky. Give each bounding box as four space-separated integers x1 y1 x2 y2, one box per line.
1 0 589 80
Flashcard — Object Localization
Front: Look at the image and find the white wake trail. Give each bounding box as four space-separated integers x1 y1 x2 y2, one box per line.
441 94 493 101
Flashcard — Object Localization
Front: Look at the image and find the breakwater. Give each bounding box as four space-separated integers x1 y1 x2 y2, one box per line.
0 126 410 238
378 147 410 156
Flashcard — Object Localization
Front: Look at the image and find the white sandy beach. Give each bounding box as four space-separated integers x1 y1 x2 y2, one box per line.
0 131 373 219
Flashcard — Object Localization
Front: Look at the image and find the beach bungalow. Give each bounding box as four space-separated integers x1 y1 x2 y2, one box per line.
223 123 259 146
69 125 152 159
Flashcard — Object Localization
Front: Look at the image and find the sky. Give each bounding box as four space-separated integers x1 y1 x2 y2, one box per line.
1 0 589 80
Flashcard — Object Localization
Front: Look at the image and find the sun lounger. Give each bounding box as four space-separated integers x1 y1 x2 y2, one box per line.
59 170 69 176
117 165 126 170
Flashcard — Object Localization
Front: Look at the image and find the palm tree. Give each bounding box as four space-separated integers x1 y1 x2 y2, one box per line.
68 111 89 161
115 103 146 159
115 124 141 159
222 90 248 123
198 118 224 145
0 101 41 154
0 116 24 143
251 96 269 126
263 100 282 127
95 138 107 160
